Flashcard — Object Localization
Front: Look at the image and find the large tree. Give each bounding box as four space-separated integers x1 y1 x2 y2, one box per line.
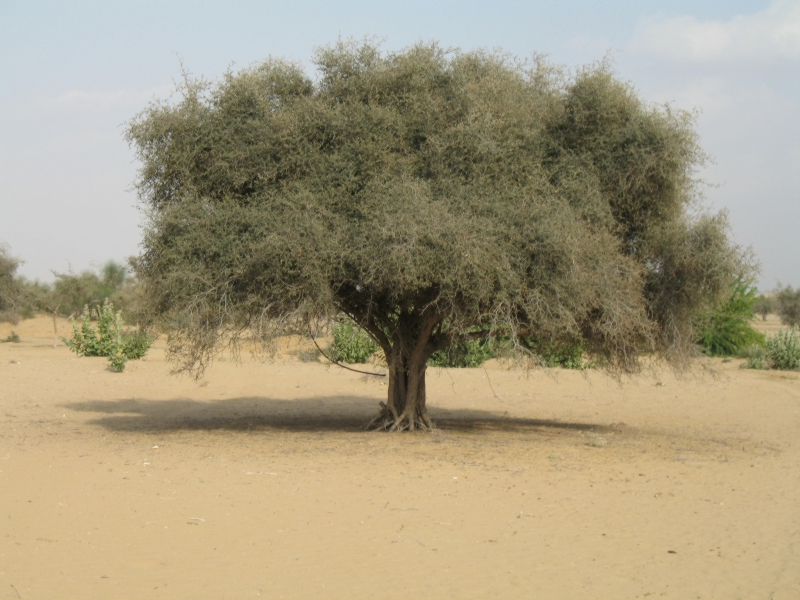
127 41 743 431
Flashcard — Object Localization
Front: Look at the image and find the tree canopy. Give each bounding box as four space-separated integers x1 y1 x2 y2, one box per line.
775 285 800 328
127 41 744 430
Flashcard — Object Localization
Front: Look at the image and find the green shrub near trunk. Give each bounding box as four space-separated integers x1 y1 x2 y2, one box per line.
327 319 378 364
695 279 763 357
428 338 496 368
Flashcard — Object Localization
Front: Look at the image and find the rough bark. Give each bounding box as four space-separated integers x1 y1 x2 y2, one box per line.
364 313 439 431
367 358 432 431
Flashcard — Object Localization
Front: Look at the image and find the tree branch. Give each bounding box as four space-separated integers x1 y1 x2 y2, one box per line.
310 333 386 377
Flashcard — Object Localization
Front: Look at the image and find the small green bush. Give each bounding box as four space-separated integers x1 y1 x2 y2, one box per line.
121 330 155 360
327 319 378 364
741 328 800 371
765 328 800 371
428 338 496 368
695 279 764 356
738 344 767 370
65 299 153 371
518 337 586 369
538 340 585 369
1 331 20 343
108 347 128 372
66 302 115 357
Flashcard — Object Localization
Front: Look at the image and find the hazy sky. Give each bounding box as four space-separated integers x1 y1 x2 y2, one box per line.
1 0 797 289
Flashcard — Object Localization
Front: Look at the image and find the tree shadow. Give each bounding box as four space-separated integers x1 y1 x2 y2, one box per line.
63 395 616 435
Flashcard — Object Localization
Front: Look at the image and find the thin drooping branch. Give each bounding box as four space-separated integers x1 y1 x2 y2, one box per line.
310 333 386 377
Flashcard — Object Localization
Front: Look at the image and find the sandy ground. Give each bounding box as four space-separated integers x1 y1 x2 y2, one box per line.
1 316 799 599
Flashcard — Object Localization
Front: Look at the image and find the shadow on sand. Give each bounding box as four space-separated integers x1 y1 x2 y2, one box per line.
63 395 616 435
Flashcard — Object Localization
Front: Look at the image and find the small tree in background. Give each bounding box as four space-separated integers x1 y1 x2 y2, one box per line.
775 285 800 328
0 243 23 323
753 295 775 321
127 41 746 430
50 261 130 317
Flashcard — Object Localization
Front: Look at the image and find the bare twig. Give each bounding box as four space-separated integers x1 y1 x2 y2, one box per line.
482 364 501 401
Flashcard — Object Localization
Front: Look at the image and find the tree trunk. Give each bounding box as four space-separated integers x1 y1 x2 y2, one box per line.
52 309 59 348
367 357 432 431
365 315 438 432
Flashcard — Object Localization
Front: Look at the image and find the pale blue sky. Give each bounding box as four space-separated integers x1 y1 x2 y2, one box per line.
1 0 797 289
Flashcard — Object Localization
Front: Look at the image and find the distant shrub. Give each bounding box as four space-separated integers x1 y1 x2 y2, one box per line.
294 347 322 362
738 344 767 370
537 339 586 369
327 319 378 364
695 279 764 356
429 338 496 368
516 336 587 369
65 299 153 371
775 285 800 328
1 331 20 343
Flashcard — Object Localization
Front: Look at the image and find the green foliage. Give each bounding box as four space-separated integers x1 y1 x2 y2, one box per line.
775 285 800 328
695 279 764 357
66 300 123 357
0 246 145 330
64 299 153 371
428 338 496 368
13 259 145 326
740 328 800 371
0 243 23 323
52 261 128 316
518 337 587 369
121 330 155 359
2 331 20 343
427 331 588 370
108 347 128 372
127 40 745 385
537 340 586 369
765 328 800 371
101 261 127 290
15 278 49 319
328 319 378 364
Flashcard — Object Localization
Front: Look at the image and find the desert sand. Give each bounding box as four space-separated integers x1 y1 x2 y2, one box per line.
1 316 798 599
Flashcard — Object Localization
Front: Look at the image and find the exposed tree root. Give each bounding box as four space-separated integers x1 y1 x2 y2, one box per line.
365 402 434 432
